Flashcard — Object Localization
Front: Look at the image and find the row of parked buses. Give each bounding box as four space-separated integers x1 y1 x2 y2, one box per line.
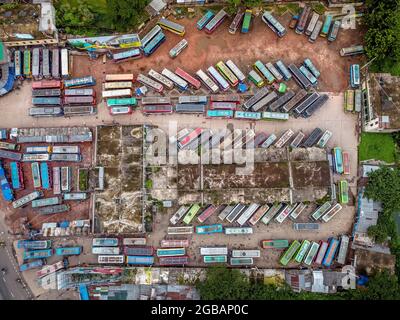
280 235 349 267
14 48 70 80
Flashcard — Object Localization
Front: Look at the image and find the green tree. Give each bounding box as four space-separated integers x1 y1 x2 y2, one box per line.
226 0 241 15
106 0 149 32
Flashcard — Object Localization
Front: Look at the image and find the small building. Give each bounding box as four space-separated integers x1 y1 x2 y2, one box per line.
146 0 167 17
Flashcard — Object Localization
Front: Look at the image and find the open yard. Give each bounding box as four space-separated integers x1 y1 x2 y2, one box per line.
358 132 397 163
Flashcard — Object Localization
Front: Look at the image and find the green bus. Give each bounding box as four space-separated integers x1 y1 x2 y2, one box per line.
241 9 252 33
248 70 264 87
203 255 227 263
253 60 275 84
294 240 311 263
303 241 320 265
183 204 201 224
280 240 301 266
23 50 31 78
339 180 349 204
106 97 137 107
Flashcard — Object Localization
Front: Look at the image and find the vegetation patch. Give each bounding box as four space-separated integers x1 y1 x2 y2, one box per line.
358 133 397 163
78 169 89 191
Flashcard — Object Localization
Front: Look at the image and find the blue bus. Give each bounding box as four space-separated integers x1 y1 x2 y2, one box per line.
299 66 318 86
64 76 96 88
303 58 320 78
197 11 214 30
261 11 286 37
322 237 339 267
333 147 343 174
350 64 360 88
10 162 23 191
275 60 292 81
143 31 166 57
40 162 51 190
196 224 223 234
126 255 154 265
55 247 82 256
0 162 14 202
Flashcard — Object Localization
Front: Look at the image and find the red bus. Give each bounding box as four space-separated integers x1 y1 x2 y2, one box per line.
32 80 62 90
178 128 202 149
343 152 350 175
174 67 201 90
197 205 217 223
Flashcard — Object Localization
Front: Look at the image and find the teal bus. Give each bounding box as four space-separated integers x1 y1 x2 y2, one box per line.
253 60 275 84
206 109 234 118
197 11 214 30
294 240 311 263
156 248 186 257
280 240 301 266
203 255 227 263
241 10 252 33
196 224 223 234
106 97 137 107
320 15 333 37
234 111 261 120
183 204 201 224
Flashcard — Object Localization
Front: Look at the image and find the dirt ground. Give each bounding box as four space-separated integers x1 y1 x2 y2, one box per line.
72 11 364 98
1 142 93 230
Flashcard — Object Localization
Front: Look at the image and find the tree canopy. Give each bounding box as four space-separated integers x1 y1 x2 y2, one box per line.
106 0 149 32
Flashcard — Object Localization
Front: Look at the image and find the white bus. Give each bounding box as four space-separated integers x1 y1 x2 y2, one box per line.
236 203 259 226
169 39 188 58
148 69 174 89
231 250 260 258
137 73 164 93
305 12 320 36
61 48 69 78
104 82 134 90
32 48 40 79
169 206 189 225
161 68 188 91
92 247 121 255
207 66 229 91
224 227 253 235
167 226 194 234
200 247 228 255
123 238 147 246
105 74 134 82
196 69 219 93
98 255 125 264
226 60 246 82
102 89 132 99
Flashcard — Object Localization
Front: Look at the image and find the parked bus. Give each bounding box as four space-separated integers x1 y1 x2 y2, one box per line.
106 97 137 107
248 204 269 225
98 255 124 264
178 96 207 104
64 106 95 116
169 206 189 225
182 203 201 224
12 191 43 209
196 224 223 234
262 111 289 121
51 153 81 162
197 10 215 30
23 50 31 78
295 6 312 34
92 247 120 255
37 204 70 215
204 255 227 263
167 226 194 235
64 96 96 105
236 204 259 226
158 18 185 36
350 64 360 88
210 94 241 103
293 93 319 116
61 48 69 78
36 261 64 278
32 89 62 97
333 147 343 174
226 204 247 223
294 240 311 263
260 134 277 148
316 130 332 148
32 80 62 90
206 110 233 119
322 238 339 267
64 76 96 88
18 240 51 250
178 128 202 149
40 162 50 190
26 146 50 154
225 60 246 82
52 167 60 195
200 247 228 255
288 64 311 89
314 241 329 265
234 111 261 120
303 58 320 78
105 74 134 82
232 250 260 258
322 203 343 223
275 129 294 148
32 97 62 106
143 32 166 56
254 60 275 84
51 48 60 79
354 89 362 112
303 241 320 265
281 89 308 113
229 11 244 34
216 61 239 86
197 205 217 223
207 66 230 91
196 69 219 93
148 69 174 89
169 39 188 58
0 142 18 151
32 48 40 79
280 240 301 266
123 238 146 246
112 49 141 62
294 223 319 231
302 128 323 147
261 203 283 225
241 9 252 33
230 257 253 266
10 161 24 190
102 89 132 99
137 73 164 93
40 48 49 78
339 180 349 204
336 235 349 265
248 70 264 87
328 20 341 42
60 167 71 192
305 12 320 36
162 68 188 91
275 60 292 81
340 45 364 57
31 162 41 189
265 62 283 82
158 256 188 266
161 239 189 248
22 153 50 162
262 11 286 37
343 151 350 175
175 67 201 90
126 255 154 265
204 9 227 34
142 105 172 114
23 249 53 260
320 15 333 37
31 197 59 208
225 227 253 235
290 131 305 148
274 204 295 223
157 248 185 257
63 192 87 201
93 238 119 247
311 201 332 221
142 96 171 105
14 50 22 78
140 25 162 48
20 260 43 272
104 81 133 90
262 239 289 249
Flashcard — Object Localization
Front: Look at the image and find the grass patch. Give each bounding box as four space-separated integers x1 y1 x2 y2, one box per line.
145 179 153 189
78 169 89 191
312 3 326 15
286 3 301 15
359 132 397 163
